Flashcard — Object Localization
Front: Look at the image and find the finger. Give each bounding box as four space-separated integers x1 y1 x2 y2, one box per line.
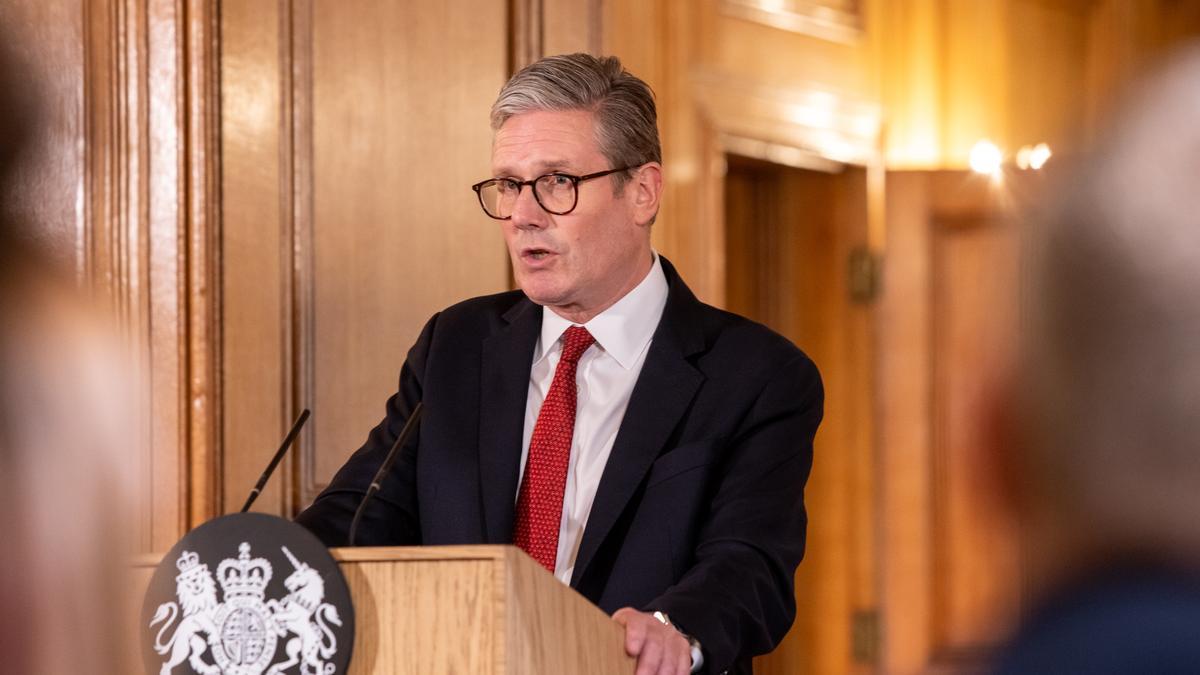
612 607 636 626
635 635 664 675
658 642 685 675
674 640 692 675
621 616 648 656
667 633 689 675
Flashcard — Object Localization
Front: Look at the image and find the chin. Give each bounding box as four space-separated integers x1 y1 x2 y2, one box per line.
520 287 564 307
516 279 569 307
510 265 550 294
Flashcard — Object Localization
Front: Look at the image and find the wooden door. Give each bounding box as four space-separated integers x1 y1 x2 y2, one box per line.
878 170 1024 674
725 156 877 675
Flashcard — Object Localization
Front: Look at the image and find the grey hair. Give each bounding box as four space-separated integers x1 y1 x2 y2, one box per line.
490 53 661 186
1022 46 1200 560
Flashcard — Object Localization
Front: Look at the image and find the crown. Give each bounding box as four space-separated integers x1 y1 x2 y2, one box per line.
175 550 210 584
217 542 273 600
177 550 200 572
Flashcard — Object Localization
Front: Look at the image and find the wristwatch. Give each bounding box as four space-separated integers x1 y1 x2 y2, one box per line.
651 611 704 672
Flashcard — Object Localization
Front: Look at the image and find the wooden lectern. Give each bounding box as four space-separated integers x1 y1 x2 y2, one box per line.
135 545 632 674
333 545 634 674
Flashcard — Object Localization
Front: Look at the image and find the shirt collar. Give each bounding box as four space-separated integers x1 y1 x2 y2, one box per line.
534 252 669 370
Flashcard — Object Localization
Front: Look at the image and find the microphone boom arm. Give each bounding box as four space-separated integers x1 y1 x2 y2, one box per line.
348 402 424 547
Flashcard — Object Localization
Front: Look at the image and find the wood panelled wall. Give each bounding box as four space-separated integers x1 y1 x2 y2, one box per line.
220 0 512 517
28 0 1194 538
307 0 510 505
3 0 221 554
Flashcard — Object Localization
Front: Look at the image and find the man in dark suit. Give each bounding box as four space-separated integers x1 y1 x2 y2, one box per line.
297 53 822 675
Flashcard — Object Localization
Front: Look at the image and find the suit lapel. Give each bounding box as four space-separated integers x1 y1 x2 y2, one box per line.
478 297 541 544
570 258 706 585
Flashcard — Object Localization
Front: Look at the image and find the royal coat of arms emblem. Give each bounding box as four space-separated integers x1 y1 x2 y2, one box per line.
148 542 343 675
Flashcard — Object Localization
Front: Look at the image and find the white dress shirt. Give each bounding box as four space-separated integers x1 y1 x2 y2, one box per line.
517 253 669 585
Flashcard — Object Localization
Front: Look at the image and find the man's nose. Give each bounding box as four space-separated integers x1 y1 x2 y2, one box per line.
510 183 548 230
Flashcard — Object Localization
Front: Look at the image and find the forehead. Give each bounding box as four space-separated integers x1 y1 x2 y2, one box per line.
491 108 604 174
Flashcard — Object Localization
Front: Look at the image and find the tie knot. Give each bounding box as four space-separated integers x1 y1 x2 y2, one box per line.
559 326 595 364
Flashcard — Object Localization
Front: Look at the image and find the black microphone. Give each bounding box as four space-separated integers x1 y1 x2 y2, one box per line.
240 408 311 513
348 401 424 547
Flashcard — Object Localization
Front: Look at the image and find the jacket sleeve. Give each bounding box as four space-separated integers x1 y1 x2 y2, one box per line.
647 353 823 673
293 312 439 547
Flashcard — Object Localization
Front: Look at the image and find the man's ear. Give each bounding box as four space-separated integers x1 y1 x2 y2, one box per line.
628 162 663 227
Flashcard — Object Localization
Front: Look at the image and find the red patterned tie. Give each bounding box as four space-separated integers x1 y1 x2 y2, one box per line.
513 325 595 572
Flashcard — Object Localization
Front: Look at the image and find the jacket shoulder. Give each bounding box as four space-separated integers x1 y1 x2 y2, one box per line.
693 303 819 380
700 303 807 357
430 288 531 332
441 288 528 314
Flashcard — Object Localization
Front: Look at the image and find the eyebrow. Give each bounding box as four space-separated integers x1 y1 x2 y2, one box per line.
491 159 578 177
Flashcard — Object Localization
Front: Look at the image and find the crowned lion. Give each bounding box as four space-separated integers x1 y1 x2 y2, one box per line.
150 550 220 675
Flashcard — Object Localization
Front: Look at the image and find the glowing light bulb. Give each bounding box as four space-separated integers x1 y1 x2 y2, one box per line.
1029 143 1052 170
970 140 1003 176
1016 143 1053 170
1016 146 1032 170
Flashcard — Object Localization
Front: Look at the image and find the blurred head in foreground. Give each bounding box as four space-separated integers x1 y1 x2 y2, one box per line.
0 32 135 674
992 44 1200 673
1018 43 1200 574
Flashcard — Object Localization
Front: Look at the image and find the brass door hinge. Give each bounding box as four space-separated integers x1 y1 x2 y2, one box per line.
852 609 880 664
848 246 881 304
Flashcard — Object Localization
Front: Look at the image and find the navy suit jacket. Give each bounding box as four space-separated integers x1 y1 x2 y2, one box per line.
296 257 823 673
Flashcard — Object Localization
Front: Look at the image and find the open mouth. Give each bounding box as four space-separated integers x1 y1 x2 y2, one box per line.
522 248 554 260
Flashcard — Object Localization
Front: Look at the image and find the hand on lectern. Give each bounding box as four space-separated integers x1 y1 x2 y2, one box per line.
613 607 693 675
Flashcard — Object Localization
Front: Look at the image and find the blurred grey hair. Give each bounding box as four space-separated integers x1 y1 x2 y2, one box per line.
490 53 661 185
1022 45 1200 559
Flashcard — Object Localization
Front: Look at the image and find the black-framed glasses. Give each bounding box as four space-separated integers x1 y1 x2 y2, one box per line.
471 166 636 220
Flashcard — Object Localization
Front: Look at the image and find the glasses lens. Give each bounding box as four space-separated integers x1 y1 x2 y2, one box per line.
477 179 518 219
534 174 576 215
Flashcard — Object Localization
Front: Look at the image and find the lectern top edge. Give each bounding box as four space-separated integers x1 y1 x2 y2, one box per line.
329 544 518 564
